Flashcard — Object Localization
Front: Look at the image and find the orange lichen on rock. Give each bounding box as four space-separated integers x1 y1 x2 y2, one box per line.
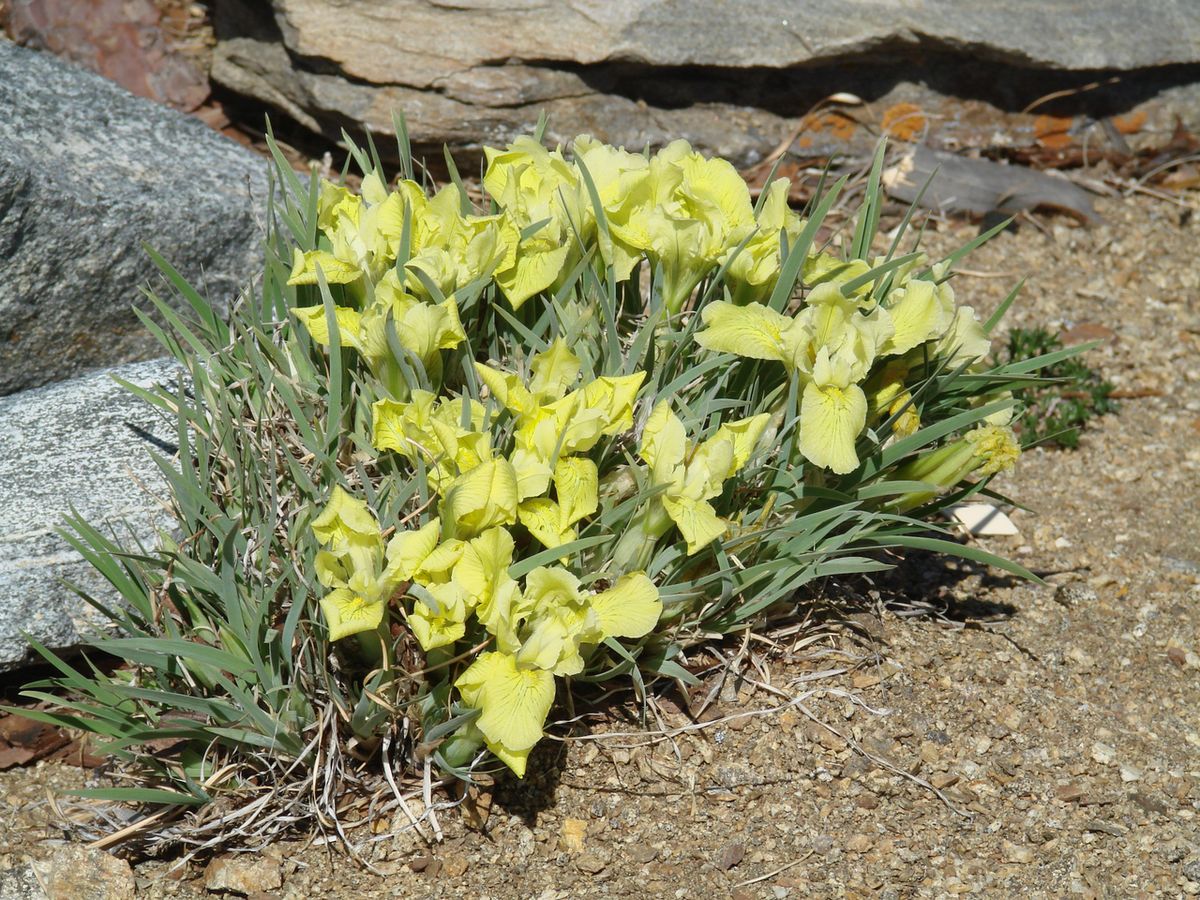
1111 110 1148 135
795 111 858 149
1033 115 1074 150
880 103 927 141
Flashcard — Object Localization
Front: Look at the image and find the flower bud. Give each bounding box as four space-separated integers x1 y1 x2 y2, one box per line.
965 424 1021 476
888 425 1020 510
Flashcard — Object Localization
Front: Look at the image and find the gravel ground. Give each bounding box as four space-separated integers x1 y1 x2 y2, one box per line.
1 192 1198 898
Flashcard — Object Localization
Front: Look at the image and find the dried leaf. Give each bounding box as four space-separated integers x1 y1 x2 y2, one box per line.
884 146 1098 222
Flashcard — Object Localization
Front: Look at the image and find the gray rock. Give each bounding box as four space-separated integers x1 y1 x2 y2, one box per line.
0 39 266 396
0 863 47 900
250 0 1200 83
0 358 178 671
883 146 1098 219
211 0 1200 167
203 851 284 895
1184 858 1200 884
30 847 137 900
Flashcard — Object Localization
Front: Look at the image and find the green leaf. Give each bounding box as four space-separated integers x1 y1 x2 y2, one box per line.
508 536 611 578
851 138 888 260
66 788 207 806
392 110 414 182
937 216 1013 271
985 278 1025 334
752 156 786 217
767 175 847 312
840 251 922 298
885 163 939 260
92 638 256 678
866 533 1043 583
143 245 229 344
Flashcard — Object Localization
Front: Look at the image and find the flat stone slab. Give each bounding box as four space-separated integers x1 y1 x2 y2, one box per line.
0 358 178 671
0 38 266 395
212 0 1200 167
261 0 1200 84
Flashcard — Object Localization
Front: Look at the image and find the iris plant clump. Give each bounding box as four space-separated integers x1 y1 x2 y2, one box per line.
13 121 1072 846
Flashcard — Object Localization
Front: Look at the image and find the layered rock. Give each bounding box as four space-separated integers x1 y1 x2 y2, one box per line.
211 0 1200 165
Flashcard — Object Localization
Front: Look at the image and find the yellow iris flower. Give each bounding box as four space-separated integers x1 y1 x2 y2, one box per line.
571 135 651 280
606 140 756 313
694 284 891 474
291 268 466 384
454 569 661 776
288 173 413 287
517 456 599 550
311 487 434 642
371 391 491 492
472 339 641 548
889 424 1020 511
475 338 644 467
483 138 582 308
724 178 806 304
441 457 521 540
636 401 770 554
403 183 519 300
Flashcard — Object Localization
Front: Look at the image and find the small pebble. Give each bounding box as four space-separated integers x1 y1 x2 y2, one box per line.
559 819 588 854
440 853 470 878
573 851 609 875
1003 841 1034 864
1054 783 1086 802
714 842 745 871
1085 819 1128 837
846 834 874 853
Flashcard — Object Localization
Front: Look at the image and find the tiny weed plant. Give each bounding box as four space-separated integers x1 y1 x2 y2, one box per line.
1003 326 1116 448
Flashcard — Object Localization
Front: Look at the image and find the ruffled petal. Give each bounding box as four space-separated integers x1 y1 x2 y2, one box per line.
799 380 868 474
589 573 662 639
319 588 385 642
